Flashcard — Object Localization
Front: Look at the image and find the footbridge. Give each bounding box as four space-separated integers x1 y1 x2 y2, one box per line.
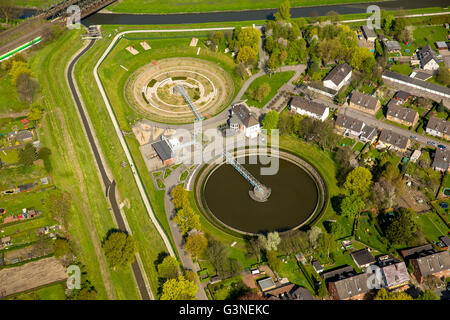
223 152 271 202
174 84 203 121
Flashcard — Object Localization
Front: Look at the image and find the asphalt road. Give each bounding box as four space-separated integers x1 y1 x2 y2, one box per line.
66 40 151 300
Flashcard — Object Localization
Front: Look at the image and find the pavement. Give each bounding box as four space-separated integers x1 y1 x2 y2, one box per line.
163 165 208 300
67 40 152 300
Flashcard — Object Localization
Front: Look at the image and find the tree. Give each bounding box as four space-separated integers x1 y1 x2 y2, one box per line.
318 232 337 260
258 232 281 251
267 54 280 70
174 206 201 234
384 208 418 245
38 147 52 160
27 106 43 122
16 73 37 105
102 231 137 269
382 12 395 34
350 47 375 74
205 236 228 276
266 250 282 272
307 226 322 250
374 288 413 300
44 189 72 225
343 167 373 198
326 10 341 24
234 27 261 52
250 82 271 103
171 185 188 209
9 60 33 86
436 100 445 113
245 236 264 262
0 0 22 25
157 256 180 279
184 233 208 260
417 289 439 300
340 195 365 217
237 46 257 64
262 110 279 133
161 276 198 300
77 287 97 300
274 0 291 21
18 143 37 167
436 66 450 87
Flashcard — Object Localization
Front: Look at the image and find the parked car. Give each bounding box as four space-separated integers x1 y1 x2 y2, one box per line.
438 144 447 150
410 135 417 140
428 141 436 146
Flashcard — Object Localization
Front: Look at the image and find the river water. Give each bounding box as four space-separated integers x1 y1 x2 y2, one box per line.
80 0 449 26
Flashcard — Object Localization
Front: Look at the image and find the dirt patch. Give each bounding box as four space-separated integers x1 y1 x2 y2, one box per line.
0 257 67 297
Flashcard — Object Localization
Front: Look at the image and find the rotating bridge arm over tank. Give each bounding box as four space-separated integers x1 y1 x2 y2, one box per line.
174 84 203 121
223 152 265 194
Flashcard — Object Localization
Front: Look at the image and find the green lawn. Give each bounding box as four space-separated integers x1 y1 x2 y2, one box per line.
413 26 448 48
0 149 19 165
416 211 449 243
338 137 354 148
243 71 295 108
14 0 61 8
353 141 365 153
8 282 66 300
0 74 28 114
98 31 241 127
108 0 382 14
29 30 140 300
74 33 180 297
278 258 314 292
390 63 412 76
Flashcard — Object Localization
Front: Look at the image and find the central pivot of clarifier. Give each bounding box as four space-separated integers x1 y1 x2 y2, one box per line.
223 152 271 202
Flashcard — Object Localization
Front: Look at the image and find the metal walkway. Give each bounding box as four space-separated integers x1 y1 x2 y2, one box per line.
174 84 203 121
224 152 264 193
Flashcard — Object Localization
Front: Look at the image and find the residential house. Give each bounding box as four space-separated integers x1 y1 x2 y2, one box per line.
377 129 410 152
380 262 410 290
383 40 401 53
361 25 376 42
418 45 440 71
410 149 421 163
360 125 378 143
335 114 365 137
15 130 33 143
306 81 338 98
351 249 376 270
312 260 324 274
229 103 261 139
328 272 371 300
323 63 352 91
382 70 450 101
393 91 413 104
151 138 174 166
426 116 450 140
348 91 381 115
440 236 450 250
287 286 314 300
257 277 277 292
289 97 330 122
410 250 450 283
264 282 295 299
432 148 450 172
401 244 434 261
386 101 419 127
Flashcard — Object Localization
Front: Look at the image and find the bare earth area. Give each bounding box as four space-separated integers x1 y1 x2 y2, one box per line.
0 257 67 297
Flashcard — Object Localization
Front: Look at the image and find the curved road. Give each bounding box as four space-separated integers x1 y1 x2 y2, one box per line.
66 40 152 300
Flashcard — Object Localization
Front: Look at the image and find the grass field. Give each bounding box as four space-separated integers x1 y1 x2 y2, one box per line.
74 33 180 297
243 71 295 109
8 282 66 300
107 0 382 14
0 73 28 114
29 30 140 300
390 63 412 76
15 1 61 8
